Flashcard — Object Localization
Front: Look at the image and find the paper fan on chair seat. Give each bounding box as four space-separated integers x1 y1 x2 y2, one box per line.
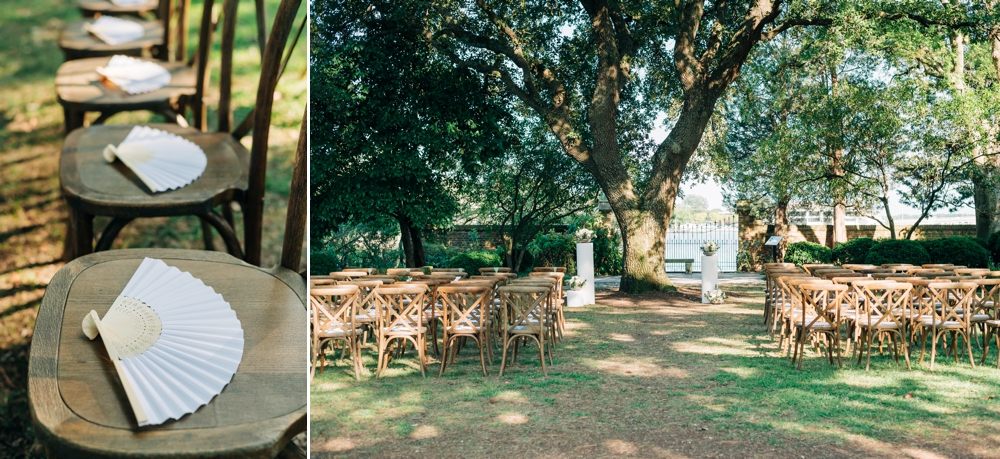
83 16 145 45
96 55 171 95
81 257 244 426
103 126 208 193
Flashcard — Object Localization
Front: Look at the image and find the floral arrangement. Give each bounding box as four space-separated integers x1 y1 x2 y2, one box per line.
700 241 719 256
566 276 587 290
704 289 727 304
576 228 595 243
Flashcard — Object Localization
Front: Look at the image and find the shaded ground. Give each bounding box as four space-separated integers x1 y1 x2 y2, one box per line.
0 1 306 456
311 285 1000 458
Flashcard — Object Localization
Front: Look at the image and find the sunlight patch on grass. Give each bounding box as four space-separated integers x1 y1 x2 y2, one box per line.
583 357 689 378
672 339 758 356
497 412 528 424
611 333 635 342
409 424 439 439
603 439 638 455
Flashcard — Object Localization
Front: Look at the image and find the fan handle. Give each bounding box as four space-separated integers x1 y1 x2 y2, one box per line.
82 310 150 426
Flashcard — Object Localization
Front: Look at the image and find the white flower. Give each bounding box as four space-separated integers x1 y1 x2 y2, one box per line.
700 241 719 254
576 228 595 241
567 276 587 289
704 289 727 303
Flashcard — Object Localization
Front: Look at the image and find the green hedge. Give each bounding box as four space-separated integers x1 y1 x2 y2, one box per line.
593 226 623 276
784 241 832 266
833 238 875 265
527 231 576 274
864 239 930 266
920 236 989 268
448 250 503 275
988 231 1000 264
309 250 339 276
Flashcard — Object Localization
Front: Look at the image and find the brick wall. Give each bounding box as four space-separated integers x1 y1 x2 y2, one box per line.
739 220 977 247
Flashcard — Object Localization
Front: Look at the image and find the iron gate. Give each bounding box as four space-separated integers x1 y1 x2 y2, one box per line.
664 217 738 272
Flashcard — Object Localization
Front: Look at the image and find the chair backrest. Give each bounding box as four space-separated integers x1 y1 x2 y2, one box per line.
342 267 374 273
530 272 564 298
800 283 850 326
533 267 567 273
339 280 383 309
955 268 990 276
374 285 427 335
855 282 912 329
311 285 360 333
763 263 796 269
386 268 411 277
479 267 512 274
925 282 978 328
908 268 943 276
801 264 835 275
922 264 954 269
842 264 877 271
243 0 308 265
498 286 549 335
436 285 490 332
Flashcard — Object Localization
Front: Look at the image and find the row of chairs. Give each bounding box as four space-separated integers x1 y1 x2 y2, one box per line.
764 262 1000 370
25 1 310 457
310 267 569 379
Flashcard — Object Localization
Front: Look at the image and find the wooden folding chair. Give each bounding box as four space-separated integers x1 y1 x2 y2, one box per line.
437 285 492 376
498 286 552 376
373 285 428 377
311 285 363 380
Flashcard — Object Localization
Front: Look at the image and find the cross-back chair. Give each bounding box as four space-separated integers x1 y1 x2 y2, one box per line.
60 0 304 268
917 282 979 370
79 0 162 17
436 285 493 376
29 95 307 459
479 266 512 274
854 281 913 370
498 285 552 376
311 285 363 380
777 277 831 353
373 285 429 377
794 283 849 369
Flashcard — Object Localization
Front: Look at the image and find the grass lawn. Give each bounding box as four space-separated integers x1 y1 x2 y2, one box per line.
311 284 1000 458
0 0 306 456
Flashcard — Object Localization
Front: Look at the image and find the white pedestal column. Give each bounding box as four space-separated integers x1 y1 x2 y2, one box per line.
701 253 718 304
572 242 595 306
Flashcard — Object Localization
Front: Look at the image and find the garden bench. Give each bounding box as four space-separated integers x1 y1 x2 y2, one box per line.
665 258 695 274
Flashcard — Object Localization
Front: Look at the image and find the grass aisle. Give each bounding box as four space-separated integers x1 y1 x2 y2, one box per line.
311 285 1000 458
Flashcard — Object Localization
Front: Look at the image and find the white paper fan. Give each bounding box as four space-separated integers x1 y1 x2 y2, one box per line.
103 126 207 193
84 16 144 45
96 55 171 95
81 257 244 426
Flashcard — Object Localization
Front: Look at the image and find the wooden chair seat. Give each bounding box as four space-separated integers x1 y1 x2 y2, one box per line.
60 17 165 61
79 0 161 17
57 56 196 129
30 248 306 458
61 124 248 256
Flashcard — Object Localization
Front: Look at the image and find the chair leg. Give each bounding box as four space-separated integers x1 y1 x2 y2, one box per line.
538 336 547 377
965 332 977 368
499 336 512 376
438 334 450 377
417 336 427 378
477 337 487 376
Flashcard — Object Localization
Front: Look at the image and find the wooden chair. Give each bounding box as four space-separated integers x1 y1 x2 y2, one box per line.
27 104 307 457
59 0 302 267
79 0 162 17
57 0 216 134
338 279 384 345
801 264 835 275
533 266 567 273
530 272 566 340
923 264 955 269
386 268 411 277
794 283 849 369
917 282 979 370
342 267 375 274
436 285 492 376
61 0 181 62
311 285 363 380
498 286 552 376
854 282 913 370
373 285 428 377
842 264 877 271
479 266 512 274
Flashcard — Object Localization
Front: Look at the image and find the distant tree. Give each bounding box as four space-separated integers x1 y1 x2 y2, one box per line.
471 116 599 271
310 0 507 267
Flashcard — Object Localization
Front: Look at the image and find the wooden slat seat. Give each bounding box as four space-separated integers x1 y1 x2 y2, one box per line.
59 16 166 61
79 0 161 17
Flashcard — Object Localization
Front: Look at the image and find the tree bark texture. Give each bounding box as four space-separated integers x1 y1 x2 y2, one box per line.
398 216 415 268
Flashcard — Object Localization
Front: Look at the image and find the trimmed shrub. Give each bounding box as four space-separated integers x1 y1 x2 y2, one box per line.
784 241 832 266
920 236 990 268
309 250 339 276
864 239 930 266
988 231 1000 264
527 230 577 274
593 225 623 276
833 238 876 265
448 250 503 275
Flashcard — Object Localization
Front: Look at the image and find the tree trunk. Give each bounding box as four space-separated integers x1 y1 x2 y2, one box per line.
397 216 415 268
774 195 790 261
881 196 897 239
974 176 1000 239
617 211 671 293
409 224 426 267
832 202 847 247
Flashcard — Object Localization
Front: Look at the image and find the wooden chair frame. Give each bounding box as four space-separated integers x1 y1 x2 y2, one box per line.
794 284 849 370
498 286 552 376
311 286 362 380
917 282 979 370
854 282 913 370
373 286 428 377
436 285 492 376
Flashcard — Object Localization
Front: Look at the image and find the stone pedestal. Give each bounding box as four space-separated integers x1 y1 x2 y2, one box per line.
573 242 595 306
701 253 718 304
